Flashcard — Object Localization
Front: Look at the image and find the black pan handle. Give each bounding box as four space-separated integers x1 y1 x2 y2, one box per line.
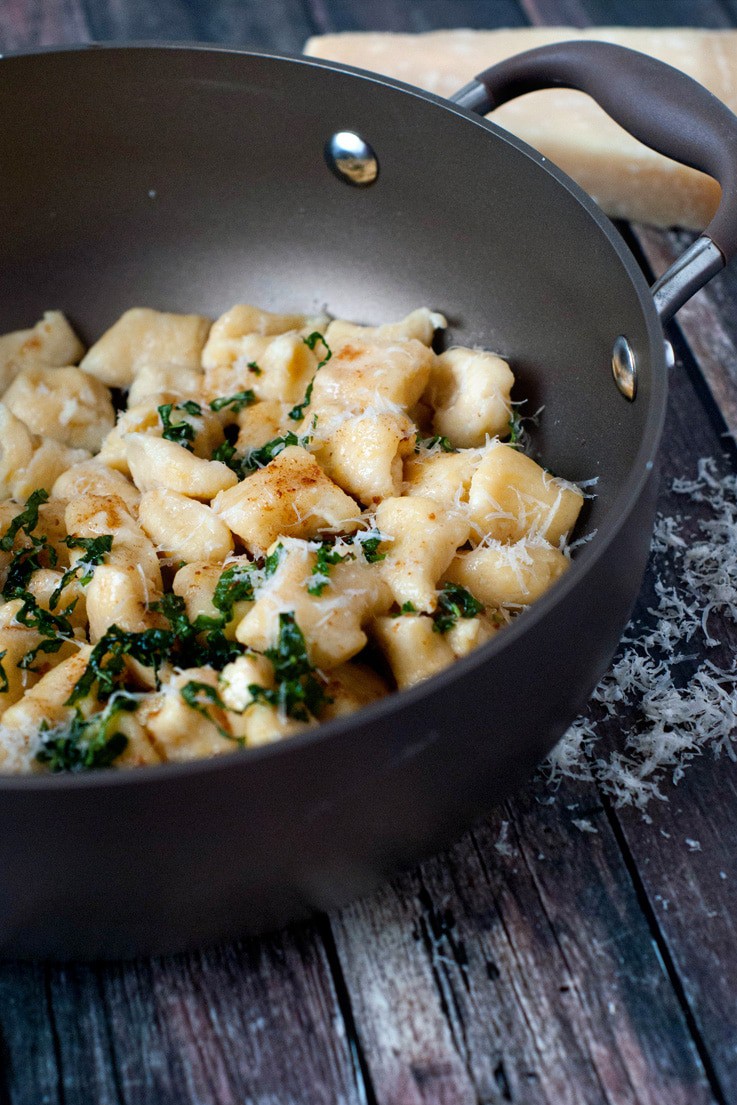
450 40 737 321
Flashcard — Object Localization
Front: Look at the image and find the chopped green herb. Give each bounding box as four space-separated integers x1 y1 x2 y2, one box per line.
150 592 240 671
391 601 417 617
247 360 262 376
3 537 57 599
288 332 332 421
361 538 386 563
241 430 308 472
209 390 256 413
216 426 313 479
433 581 484 634
0 650 8 694
212 563 256 620
415 435 456 453
35 695 136 772
65 535 112 558
179 400 203 417
65 553 273 708
249 612 330 722
348 533 386 564
158 401 202 450
66 624 176 706
149 592 194 638
0 489 60 601
213 428 314 480
170 590 245 668
307 542 353 596
302 331 329 355
196 550 280 633
287 382 315 424
508 408 524 446
0 489 49 551
16 593 76 670
180 680 233 741
49 534 113 609
20 636 69 672
212 439 238 468
18 600 76 671
262 543 284 579
195 628 242 670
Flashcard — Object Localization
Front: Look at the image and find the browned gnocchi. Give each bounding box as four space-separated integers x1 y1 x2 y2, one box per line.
0 302 583 773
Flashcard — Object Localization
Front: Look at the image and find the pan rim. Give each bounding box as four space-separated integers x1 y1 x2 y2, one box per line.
0 42 668 790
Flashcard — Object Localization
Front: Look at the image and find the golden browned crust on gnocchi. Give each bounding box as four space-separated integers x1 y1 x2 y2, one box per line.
0 304 583 773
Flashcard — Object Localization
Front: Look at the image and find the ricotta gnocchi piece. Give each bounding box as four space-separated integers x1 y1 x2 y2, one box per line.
0 303 583 773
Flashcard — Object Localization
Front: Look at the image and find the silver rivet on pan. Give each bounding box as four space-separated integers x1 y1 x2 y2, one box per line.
611 334 637 400
325 131 379 186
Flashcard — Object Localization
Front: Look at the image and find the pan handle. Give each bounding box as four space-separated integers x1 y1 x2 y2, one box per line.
450 40 737 322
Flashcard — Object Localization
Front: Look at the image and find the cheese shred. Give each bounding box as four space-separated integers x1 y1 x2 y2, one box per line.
545 457 737 810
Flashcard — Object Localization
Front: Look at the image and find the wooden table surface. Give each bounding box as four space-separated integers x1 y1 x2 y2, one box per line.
2 1 737 1103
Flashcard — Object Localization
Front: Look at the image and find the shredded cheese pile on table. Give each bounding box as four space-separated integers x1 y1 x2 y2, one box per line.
546 456 737 810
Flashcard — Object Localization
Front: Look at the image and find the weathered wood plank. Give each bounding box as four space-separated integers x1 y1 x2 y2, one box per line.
0 0 89 49
0 926 367 1105
304 0 524 35
0 964 78 1105
613 758 737 1096
521 0 732 28
79 0 197 42
79 0 314 51
331 780 716 1105
100 930 365 1105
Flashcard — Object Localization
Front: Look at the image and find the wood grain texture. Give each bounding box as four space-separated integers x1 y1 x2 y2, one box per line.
0 0 89 48
613 751 737 1100
80 0 315 51
520 0 733 29
305 0 525 35
331 785 715 1105
0 927 367 1105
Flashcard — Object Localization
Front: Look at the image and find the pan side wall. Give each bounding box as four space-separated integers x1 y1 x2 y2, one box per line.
0 470 657 959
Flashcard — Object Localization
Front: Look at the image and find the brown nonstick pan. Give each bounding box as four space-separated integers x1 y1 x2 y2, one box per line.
0 41 735 959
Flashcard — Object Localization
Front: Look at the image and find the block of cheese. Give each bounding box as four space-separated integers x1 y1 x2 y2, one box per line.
304 27 737 230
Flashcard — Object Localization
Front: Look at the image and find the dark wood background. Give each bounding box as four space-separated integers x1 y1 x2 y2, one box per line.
2 2 737 1103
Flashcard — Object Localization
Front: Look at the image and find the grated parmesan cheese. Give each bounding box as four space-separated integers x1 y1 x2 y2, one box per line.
494 819 515 856
545 457 737 810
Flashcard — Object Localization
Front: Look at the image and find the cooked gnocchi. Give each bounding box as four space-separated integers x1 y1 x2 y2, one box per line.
0 303 583 773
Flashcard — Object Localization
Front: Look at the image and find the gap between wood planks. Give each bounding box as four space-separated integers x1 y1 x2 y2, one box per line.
317 914 378 1105
600 796 730 1105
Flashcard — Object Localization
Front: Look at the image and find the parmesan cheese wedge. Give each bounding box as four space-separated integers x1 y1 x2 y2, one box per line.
304 27 737 229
